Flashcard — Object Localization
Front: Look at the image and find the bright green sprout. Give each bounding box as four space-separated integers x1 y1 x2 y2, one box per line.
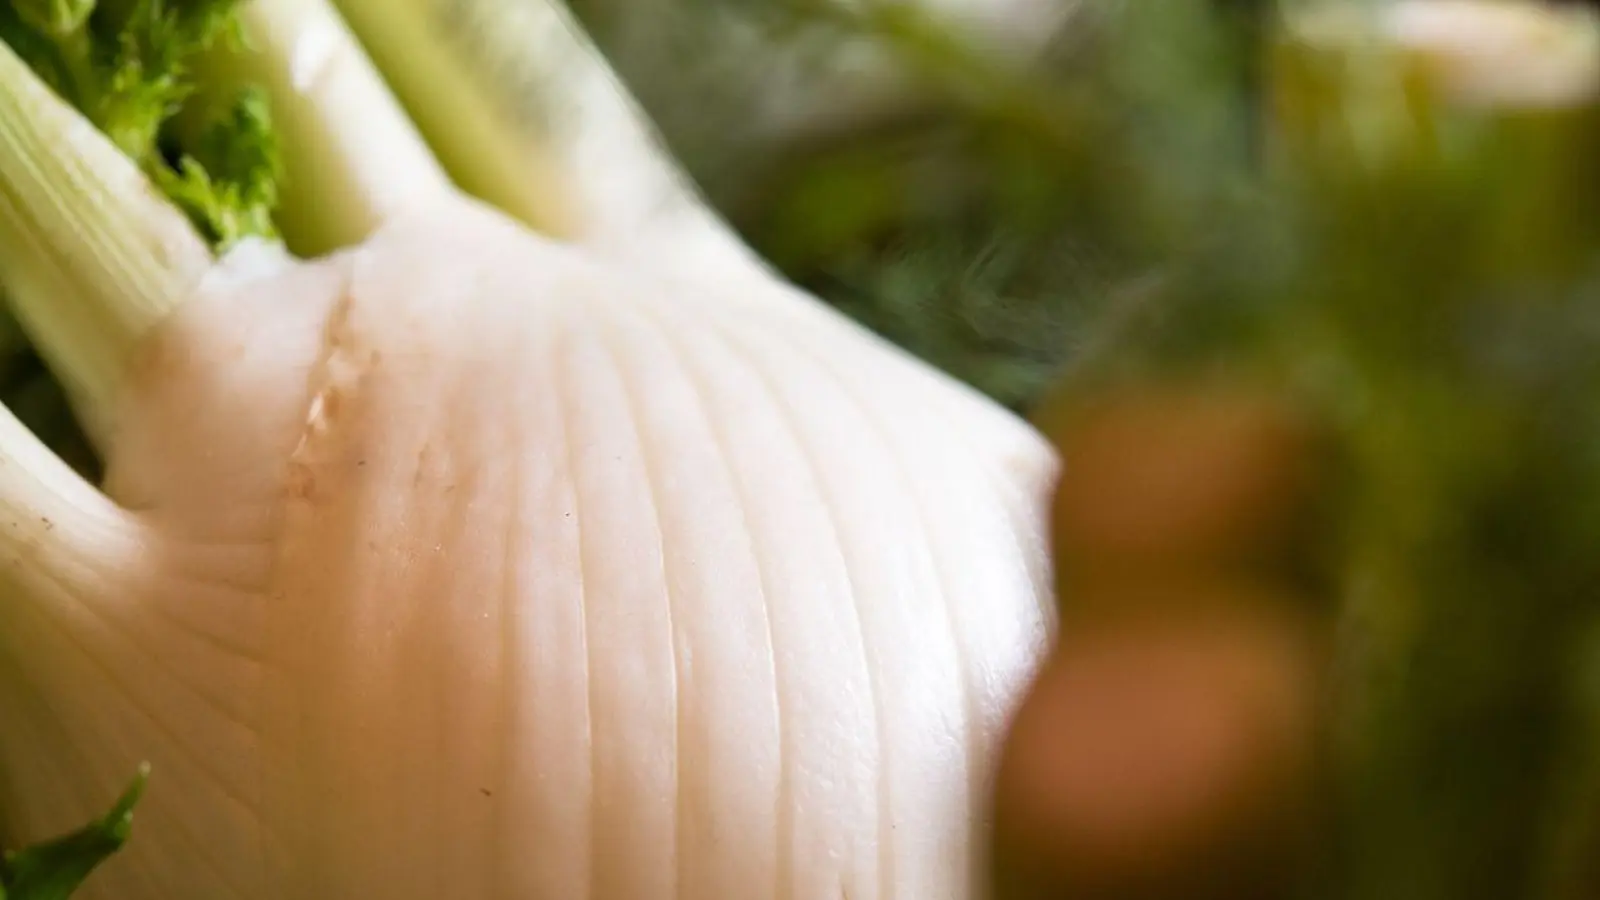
0 765 150 900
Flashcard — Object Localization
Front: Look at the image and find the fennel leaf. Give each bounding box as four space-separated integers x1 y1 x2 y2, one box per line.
0 766 148 900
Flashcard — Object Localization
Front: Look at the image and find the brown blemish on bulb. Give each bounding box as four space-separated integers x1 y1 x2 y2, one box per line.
413 443 433 489
283 282 368 505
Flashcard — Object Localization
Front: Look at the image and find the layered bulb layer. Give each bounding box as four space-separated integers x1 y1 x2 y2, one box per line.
0 1 1060 896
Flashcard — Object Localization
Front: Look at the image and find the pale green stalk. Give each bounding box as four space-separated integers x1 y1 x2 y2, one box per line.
326 0 762 271
0 393 136 598
0 36 213 446
194 0 456 257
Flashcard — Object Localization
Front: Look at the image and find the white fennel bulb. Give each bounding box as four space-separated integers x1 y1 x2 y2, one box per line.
0 0 1059 897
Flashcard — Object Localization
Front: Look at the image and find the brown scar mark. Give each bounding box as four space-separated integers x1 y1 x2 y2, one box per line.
283 271 363 505
285 460 316 501
318 386 343 420
413 444 434 488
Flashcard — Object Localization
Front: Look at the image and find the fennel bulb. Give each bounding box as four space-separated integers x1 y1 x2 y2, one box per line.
0 0 1058 897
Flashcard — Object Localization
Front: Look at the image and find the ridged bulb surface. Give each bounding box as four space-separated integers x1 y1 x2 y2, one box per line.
0 198 1058 900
